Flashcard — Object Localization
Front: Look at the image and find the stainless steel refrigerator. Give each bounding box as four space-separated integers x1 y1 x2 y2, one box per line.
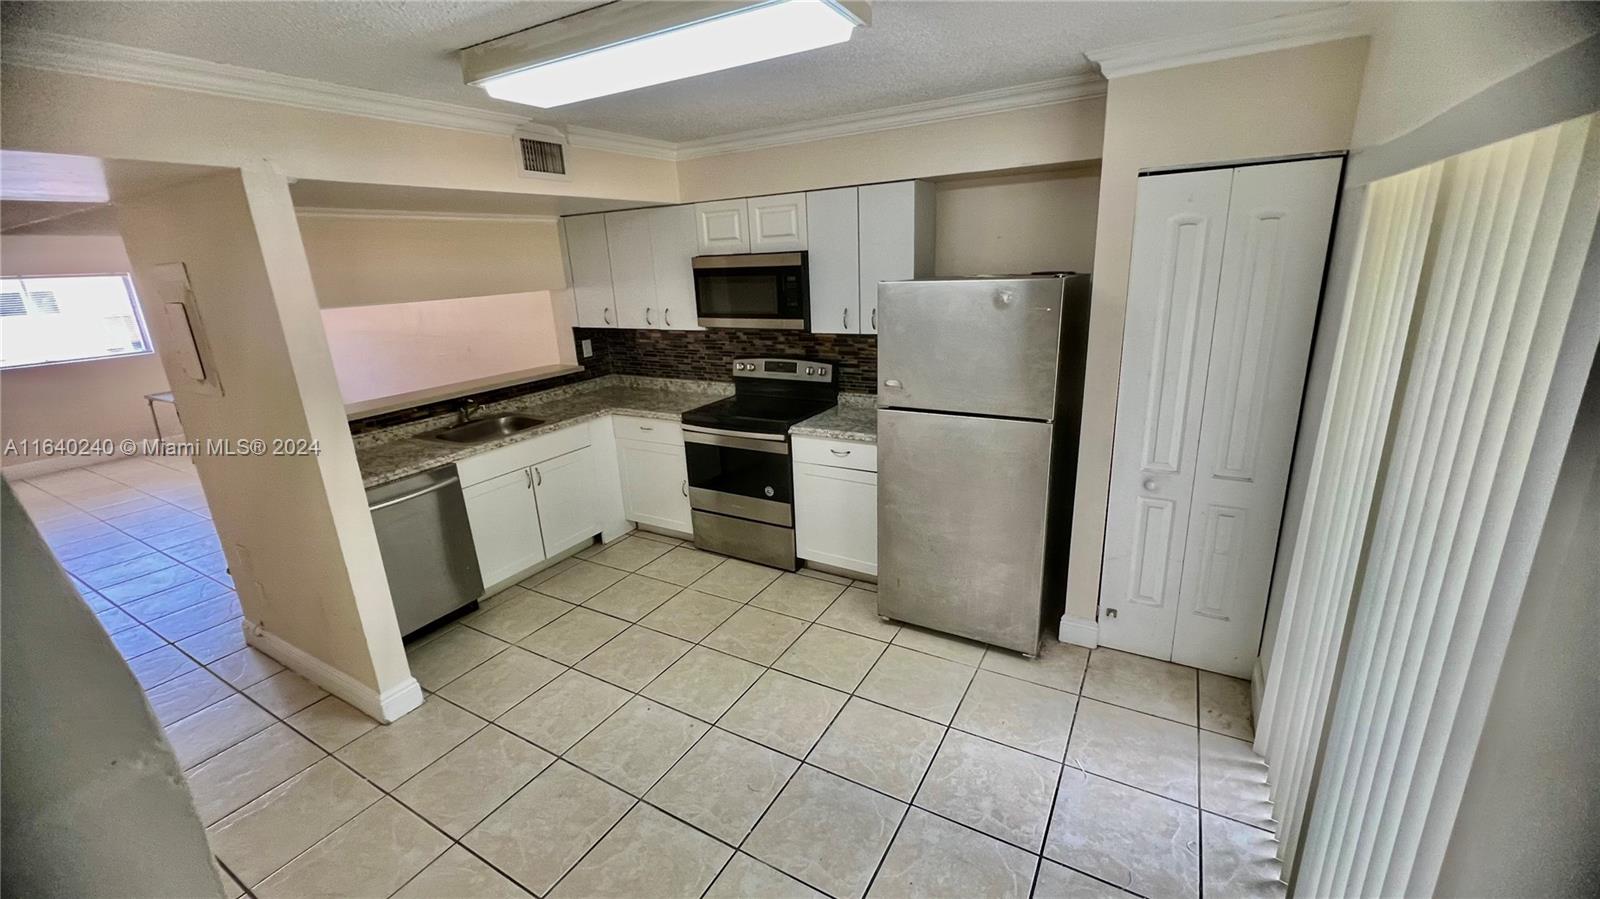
876 274 1091 656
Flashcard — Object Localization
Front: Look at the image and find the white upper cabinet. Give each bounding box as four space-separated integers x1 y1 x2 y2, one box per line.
858 181 936 334
806 187 860 335
604 209 657 330
567 180 933 333
694 199 750 255
748 193 808 252
563 214 616 328
648 205 699 330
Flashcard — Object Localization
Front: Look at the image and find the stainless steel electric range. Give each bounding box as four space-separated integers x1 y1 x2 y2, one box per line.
680 358 838 569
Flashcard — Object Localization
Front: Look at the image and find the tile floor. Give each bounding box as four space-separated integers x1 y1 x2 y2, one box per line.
19 458 1285 899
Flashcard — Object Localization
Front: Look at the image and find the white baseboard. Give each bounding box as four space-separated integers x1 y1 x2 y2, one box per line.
1251 656 1266 721
243 619 423 723
1058 614 1099 649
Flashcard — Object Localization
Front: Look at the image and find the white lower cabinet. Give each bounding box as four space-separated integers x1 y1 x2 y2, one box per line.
793 437 878 576
464 467 547 589
460 423 602 591
532 446 599 557
616 439 692 534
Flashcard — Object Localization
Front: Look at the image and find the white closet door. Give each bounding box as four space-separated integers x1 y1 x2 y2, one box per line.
1099 168 1234 660
1171 157 1342 676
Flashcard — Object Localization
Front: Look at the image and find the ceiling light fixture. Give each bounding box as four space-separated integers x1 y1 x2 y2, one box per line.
462 0 870 108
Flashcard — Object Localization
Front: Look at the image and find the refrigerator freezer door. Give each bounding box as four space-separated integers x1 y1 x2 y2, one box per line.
877 408 1053 654
878 277 1065 420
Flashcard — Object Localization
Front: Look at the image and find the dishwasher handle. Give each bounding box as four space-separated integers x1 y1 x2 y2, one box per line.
369 475 461 512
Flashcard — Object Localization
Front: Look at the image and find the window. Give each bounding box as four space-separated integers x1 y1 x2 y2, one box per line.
0 274 152 369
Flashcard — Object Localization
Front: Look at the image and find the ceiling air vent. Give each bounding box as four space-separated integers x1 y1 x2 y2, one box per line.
515 124 571 181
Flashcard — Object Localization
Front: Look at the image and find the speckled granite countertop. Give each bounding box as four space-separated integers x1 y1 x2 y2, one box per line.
355 377 730 488
791 394 877 443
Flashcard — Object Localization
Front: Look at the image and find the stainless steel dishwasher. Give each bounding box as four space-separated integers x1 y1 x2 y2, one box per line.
366 464 483 637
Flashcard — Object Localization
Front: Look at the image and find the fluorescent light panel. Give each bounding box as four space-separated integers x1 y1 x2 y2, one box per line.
477 1 863 108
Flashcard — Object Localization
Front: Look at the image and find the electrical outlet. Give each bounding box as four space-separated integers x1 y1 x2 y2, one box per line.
581 339 593 358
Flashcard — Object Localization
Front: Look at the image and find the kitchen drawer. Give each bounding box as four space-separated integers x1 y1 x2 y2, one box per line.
456 422 590 487
792 435 877 472
613 415 683 446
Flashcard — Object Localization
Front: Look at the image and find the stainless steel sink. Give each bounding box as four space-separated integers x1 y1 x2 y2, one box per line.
420 414 545 444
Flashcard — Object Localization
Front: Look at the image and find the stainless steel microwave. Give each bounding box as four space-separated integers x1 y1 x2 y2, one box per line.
692 252 809 330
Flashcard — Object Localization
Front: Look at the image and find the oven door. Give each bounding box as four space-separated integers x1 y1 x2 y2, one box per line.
683 426 793 526
693 253 808 330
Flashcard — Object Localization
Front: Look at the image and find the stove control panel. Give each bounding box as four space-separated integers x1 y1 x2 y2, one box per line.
731 358 834 383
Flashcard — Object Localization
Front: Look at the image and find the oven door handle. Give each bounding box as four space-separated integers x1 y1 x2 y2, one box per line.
682 426 791 454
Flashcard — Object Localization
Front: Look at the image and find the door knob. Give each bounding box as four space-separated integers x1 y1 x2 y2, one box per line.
1142 478 1157 491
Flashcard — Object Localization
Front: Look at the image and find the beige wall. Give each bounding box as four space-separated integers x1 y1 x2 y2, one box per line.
118 166 413 714
0 233 174 468
1063 38 1369 624
1350 1 1599 149
677 97 1106 201
934 168 1099 277
0 65 678 203
296 215 565 308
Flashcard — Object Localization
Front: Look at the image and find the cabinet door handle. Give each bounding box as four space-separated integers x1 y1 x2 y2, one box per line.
603 306 613 325
524 468 532 489
871 307 877 330
645 307 654 326
842 307 850 329
535 468 543 487
664 308 672 327
830 448 851 457
682 480 689 497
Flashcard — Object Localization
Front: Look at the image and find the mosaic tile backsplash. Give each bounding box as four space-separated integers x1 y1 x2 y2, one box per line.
349 327 877 432
576 327 878 392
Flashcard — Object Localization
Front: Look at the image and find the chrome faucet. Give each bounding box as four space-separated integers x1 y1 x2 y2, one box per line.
458 398 481 425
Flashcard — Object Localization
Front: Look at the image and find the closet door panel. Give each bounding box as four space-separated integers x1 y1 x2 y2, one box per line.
1099 168 1233 660
1173 156 1342 676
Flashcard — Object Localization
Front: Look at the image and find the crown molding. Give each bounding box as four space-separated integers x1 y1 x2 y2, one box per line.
565 126 680 161
1087 5 1370 80
5 27 1107 164
3 28 534 136
294 207 558 224
674 72 1106 160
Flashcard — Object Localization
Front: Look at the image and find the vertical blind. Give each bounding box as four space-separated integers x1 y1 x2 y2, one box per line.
1254 161 1441 877
1299 112 1598 898
1256 111 1600 892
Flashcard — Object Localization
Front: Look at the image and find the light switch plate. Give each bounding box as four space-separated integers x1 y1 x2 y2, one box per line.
581 339 593 358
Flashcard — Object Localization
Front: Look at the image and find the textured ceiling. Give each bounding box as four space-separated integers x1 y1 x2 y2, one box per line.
2 1 1336 143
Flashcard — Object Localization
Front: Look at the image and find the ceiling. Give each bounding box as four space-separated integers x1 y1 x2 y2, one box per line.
1 1 1337 144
